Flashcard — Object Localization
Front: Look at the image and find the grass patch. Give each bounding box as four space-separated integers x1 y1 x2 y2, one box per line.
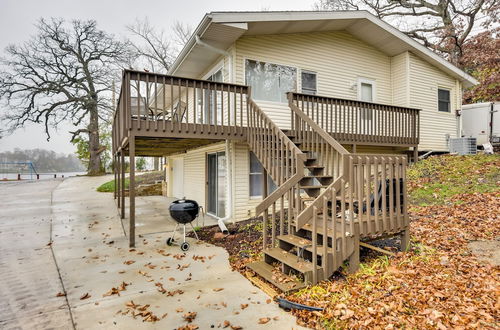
97 178 129 192
96 171 163 193
408 154 500 205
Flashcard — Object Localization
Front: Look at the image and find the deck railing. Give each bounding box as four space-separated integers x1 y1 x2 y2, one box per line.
289 92 420 146
249 98 307 249
112 70 249 153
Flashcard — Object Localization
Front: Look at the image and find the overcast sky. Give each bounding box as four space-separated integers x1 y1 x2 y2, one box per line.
0 0 316 154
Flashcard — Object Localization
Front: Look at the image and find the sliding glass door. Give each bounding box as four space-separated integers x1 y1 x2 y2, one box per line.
207 152 226 218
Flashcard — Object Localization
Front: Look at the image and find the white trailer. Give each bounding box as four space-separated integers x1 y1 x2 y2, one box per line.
461 102 500 145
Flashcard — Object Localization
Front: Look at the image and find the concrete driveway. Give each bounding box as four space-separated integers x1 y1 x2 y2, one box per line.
0 176 304 329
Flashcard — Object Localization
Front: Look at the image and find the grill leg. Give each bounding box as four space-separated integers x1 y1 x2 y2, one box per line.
189 222 199 240
183 224 186 243
170 223 179 241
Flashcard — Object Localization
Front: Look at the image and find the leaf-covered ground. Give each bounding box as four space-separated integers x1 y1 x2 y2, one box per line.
288 154 500 329
194 154 500 329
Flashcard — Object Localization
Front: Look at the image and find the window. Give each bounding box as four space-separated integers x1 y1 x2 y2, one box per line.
198 68 223 124
360 83 373 102
301 71 317 95
245 60 296 103
358 78 375 120
249 152 276 197
438 88 450 112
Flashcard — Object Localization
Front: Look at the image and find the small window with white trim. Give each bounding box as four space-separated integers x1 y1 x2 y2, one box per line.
438 88 451 112
249 152 276 197
357 78 375 120
301 71 317 95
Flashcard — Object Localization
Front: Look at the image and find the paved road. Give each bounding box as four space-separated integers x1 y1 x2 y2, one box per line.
0 177 304 329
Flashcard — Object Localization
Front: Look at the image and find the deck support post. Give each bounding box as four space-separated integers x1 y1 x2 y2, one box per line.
262 168 269 249
113 154 117 200
352 144 357 153
120 151 125 219
401 229 410 252
129 137 136 248
413 146 418 163
347 223 360 274
117 153 121 211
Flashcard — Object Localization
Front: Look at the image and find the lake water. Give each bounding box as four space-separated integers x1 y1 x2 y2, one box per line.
1 171 86 181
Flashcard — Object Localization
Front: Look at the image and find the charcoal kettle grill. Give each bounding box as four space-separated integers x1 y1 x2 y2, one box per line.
166 198 200 251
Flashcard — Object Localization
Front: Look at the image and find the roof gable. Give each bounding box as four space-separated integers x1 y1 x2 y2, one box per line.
169 11 477 88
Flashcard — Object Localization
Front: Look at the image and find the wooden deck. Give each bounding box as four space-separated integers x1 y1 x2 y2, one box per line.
112 70 415 286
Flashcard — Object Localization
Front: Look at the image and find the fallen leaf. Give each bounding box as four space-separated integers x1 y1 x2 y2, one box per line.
258 317 270 324
80 293 91 300
183 311 197 323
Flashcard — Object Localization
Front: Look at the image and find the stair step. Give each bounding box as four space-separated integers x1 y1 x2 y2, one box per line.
278 235 333 256
300 185 329 189
264 247 316 274
247 261 306 292
304 175 333 179
305 164 324 169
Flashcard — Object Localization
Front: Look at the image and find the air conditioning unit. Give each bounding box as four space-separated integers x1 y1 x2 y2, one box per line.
449 137 477 155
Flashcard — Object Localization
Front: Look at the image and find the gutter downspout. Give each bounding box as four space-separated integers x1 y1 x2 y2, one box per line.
195 35 233 83
195 35 234 234
217 140 233 234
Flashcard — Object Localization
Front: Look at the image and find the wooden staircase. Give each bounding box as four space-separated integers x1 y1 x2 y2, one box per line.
247 129 358 291
245 93 409 292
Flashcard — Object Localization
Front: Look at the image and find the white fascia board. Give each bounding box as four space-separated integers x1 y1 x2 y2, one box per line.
210 10 367 23
168 14 213 75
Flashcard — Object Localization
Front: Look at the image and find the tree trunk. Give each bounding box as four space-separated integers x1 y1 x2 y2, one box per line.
88 105 103 175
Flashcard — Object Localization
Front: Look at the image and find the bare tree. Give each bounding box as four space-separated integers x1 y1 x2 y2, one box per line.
172 21 192 48
0 18 129 175
315 0 498 65
127 18 192 73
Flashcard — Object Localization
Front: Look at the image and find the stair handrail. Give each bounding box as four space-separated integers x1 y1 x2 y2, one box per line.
247 97 307 232
288 92 350 157
288 92 353 229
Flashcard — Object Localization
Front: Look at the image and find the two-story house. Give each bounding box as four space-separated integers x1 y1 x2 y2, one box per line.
112 11 477 289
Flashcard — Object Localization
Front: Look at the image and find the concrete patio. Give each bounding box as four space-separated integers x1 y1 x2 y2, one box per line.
0 176 304 330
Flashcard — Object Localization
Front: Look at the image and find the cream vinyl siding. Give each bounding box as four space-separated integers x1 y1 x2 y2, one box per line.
168 141 259 222
167 143 225 212
233 143 261 220
408 53 460 151
391 52 409 107
235 31 393 129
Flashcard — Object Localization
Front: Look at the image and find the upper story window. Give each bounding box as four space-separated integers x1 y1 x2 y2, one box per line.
245 59 296 103
360 83 373 102
438 88 451 112
357 78 375 120
301 71 317 95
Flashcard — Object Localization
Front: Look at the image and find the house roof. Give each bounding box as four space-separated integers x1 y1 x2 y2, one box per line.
168 11 478 88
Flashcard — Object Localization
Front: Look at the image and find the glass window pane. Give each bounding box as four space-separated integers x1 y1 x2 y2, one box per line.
246 60 296 103
249 152 263 174
250 174 263 197
438 89 450 102
360 83 373 102
301 72 317 95
217 152 226 218
267 176 277 193
438 89 450 112
439 100 450 112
